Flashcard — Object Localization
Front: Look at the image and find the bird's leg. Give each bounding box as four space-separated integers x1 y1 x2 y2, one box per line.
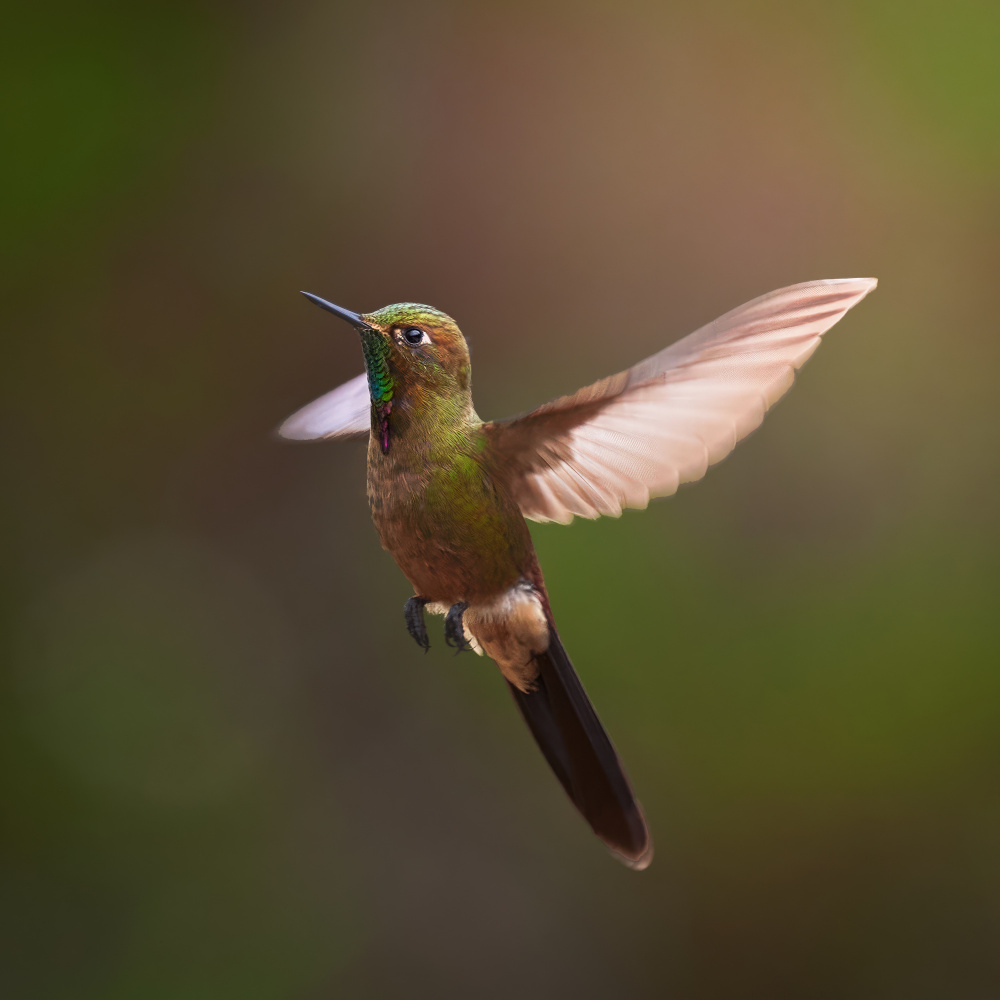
444 601 471 654
404 596 430 652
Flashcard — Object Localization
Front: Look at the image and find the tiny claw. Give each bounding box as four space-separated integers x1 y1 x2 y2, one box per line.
404 596 430 652
444 601 470 654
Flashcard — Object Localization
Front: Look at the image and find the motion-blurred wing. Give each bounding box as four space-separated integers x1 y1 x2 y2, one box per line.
278 373 371 440
484 278 877 524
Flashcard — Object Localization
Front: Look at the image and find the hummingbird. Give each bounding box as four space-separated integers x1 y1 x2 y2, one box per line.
280 277 877 869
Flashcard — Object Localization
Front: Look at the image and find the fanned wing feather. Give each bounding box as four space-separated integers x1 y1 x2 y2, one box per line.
484 278 877 524
278 373 370 441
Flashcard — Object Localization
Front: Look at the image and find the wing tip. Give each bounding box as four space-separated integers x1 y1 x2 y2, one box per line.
775 276 877 299
276 415 315 441
275 373 372 441
817 276 878 317
814 276 878 300
835 275 877 295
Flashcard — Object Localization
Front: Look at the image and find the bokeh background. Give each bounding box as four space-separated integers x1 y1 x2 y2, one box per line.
4 1 999 997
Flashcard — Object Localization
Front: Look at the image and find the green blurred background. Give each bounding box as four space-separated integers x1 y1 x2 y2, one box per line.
3 1 999 996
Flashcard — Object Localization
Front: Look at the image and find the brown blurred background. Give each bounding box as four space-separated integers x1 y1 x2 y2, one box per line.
3 1 999 997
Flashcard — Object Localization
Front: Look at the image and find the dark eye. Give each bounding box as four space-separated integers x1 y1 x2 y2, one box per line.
402 327 428 346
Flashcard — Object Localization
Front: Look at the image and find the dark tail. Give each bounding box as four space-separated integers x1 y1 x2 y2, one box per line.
509 624 652 870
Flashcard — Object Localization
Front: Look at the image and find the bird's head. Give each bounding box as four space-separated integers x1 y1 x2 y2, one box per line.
300 292 474 453
301 293 472 406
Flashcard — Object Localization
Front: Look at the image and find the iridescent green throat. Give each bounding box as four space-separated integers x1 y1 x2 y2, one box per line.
361 330 394 455
361 331 393 405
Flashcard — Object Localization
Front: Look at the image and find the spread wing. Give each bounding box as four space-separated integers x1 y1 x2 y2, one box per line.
483 278 877 524
278 373 370 440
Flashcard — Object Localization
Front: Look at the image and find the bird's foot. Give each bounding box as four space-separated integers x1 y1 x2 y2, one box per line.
404 596 430 652
444 601 471 654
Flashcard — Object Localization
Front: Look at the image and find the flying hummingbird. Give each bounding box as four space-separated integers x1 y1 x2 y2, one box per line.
279 277 877 869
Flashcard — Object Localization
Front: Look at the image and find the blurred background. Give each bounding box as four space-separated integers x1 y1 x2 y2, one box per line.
3 1 999 996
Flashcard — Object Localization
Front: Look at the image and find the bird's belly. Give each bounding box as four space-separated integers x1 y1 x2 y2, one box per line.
368 466 532 605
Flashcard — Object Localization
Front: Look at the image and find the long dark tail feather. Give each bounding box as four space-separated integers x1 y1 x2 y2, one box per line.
508 624 653 870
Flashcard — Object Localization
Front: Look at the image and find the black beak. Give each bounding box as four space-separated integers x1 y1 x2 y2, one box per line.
300 291 375 330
